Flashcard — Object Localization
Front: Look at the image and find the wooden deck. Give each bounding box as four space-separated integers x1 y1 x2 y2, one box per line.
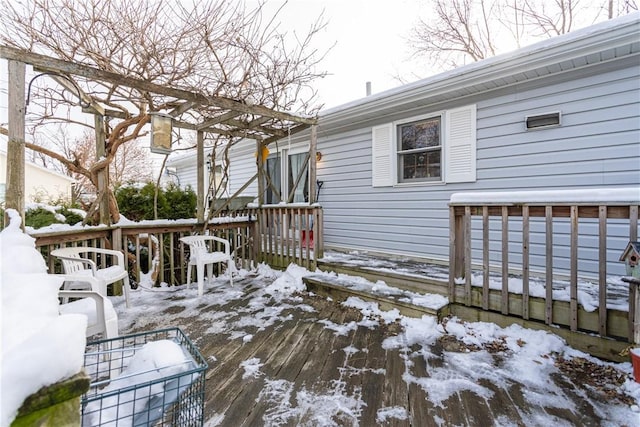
115 273 633 426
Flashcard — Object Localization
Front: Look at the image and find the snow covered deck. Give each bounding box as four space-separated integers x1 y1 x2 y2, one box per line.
112 265 638 426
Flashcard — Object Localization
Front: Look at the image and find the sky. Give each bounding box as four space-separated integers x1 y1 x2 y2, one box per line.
257 0 426 109
0 0 424 129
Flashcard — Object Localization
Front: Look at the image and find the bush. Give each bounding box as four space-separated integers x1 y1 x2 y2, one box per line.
116 182 196 221
163 183 196 220
60 208 84 226
25 207 59 228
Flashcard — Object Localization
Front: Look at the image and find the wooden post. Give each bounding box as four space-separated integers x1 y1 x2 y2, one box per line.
5 60 26 227
570 205 578 331
309 125 317 204
545 206 553 325
624 277 640 344
464 206 472 306
598 205 607 336
257 140 264 206
94 115 110 225
482 206 489 310
196 131 205 223
501 206 509 315
522 205 530 320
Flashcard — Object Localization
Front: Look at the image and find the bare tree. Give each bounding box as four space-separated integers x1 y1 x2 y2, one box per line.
409 0 637 72
409 0 504 69
0 0 328 223
511 0 599 37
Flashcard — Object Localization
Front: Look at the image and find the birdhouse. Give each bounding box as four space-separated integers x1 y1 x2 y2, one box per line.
619 241 640 278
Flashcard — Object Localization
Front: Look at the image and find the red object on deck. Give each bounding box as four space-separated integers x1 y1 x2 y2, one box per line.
301 230 314 248
631 349 640 383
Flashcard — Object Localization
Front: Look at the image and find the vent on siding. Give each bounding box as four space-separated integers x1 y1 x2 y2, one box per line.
525 112 561 130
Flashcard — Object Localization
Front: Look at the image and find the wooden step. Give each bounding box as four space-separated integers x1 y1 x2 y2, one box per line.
303 275 450 321
316 259 449 296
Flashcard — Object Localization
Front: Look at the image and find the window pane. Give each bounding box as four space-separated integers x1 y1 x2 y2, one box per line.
288 153 309 203
400 150 441 180
265 157 281 204
399 117 440 151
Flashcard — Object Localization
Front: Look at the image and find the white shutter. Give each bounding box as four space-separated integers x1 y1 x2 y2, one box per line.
445 104 477 183
371 123 394 187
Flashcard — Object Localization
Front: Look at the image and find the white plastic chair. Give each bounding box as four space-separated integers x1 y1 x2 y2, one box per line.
58 289 119 339
179 235 234 297
51 246 132 308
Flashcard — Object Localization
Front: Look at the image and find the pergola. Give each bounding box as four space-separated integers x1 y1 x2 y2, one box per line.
1 45 319 225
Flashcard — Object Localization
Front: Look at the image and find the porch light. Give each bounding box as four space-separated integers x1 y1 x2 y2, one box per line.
315 151 322 162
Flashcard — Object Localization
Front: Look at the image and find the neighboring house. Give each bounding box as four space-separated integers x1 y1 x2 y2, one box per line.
175 13 640 278
166 150 232 208
0 150 75 205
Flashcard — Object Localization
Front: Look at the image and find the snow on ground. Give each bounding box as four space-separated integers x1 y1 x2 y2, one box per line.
321 249 629 311
111 263 640 426
2 208 639 426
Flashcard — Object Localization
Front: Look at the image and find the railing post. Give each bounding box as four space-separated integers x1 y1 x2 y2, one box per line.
625 277 640 344
501 206 509 315
464 206 472 306
449 205 465 303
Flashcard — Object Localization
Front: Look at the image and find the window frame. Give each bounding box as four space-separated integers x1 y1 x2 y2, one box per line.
286 149 310 203
395 113 444 184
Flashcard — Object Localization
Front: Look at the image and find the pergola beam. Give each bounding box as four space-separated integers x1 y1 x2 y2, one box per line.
197 110 243 130
0 45 317 127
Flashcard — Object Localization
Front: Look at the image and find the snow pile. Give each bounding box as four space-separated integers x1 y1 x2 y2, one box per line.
1 209 87 426
84 340 192 426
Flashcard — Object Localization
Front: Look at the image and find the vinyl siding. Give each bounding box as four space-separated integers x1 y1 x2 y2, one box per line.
314 61 639 278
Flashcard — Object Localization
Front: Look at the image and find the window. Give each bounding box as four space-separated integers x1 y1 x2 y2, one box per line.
397 116 441 182
372 104 476 187
264 156 281 204
288 152 309 203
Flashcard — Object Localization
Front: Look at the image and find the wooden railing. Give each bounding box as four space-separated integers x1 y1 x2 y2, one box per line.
33 205 324 288
34 219 255 288
247 204 323 270
449 189 639 342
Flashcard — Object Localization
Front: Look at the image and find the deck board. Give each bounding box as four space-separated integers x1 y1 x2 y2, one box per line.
113 273 632 426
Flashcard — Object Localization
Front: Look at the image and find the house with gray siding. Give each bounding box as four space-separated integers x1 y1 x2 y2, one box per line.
175 13 640 279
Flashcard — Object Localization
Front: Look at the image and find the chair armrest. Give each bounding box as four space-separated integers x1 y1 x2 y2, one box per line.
79 248 126 268
207 236 231 256
58 290 106 332
55 273 106 294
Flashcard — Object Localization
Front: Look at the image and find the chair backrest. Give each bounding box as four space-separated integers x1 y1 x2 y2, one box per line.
51 247 91 275
180 235 230 256
180 236 208 250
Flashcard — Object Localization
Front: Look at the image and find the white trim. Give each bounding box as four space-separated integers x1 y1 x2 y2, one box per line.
395 112 444 184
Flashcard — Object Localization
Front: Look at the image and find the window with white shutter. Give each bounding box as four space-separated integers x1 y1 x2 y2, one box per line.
370 104 476 187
